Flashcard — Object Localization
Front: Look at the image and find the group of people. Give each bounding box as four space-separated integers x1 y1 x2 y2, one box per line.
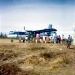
36 33 64 44
52 34 75 49
53 34 62 44
19 33 31 43
18 32 75 49
36 33 75 49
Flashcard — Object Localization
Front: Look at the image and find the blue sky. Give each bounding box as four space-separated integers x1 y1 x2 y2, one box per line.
0 0 75 37
0 0 75 5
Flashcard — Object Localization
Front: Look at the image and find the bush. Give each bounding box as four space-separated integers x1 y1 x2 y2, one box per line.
0 63 20 75
40 52 55 59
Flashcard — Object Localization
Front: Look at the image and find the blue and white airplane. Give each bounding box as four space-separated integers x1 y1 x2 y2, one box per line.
7 25 57 39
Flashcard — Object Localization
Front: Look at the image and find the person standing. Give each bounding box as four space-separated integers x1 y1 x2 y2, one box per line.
19 37 21 43
36 34 40 43
67 35 72 49
28 33 31 42
53 33 57 44
25 35 28 43
58 35 61 44
61 34 65 44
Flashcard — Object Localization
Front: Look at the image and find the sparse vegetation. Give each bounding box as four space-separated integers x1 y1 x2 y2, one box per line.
40 52 55 59
26 43 47 50
0 63 20 75
0 39 75 75
63 56 70 64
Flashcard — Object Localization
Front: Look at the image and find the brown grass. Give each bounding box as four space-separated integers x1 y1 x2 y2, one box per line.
0 39 75 75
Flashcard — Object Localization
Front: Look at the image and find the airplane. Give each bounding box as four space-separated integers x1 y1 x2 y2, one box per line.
7 24 57 39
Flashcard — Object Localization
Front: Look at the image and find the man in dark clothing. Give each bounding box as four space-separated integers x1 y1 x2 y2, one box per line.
67 35 72 49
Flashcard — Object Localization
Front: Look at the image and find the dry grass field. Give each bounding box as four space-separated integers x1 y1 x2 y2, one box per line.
0 39 75 75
